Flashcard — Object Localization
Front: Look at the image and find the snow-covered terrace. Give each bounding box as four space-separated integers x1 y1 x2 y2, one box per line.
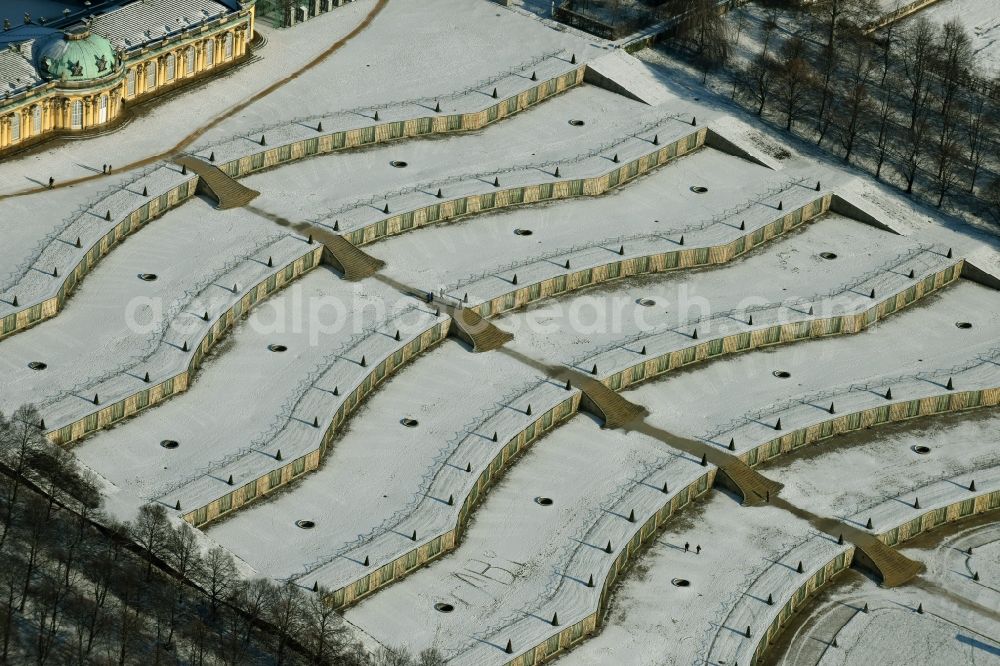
0 164 194 323
341 416 712 665
206 339 563 580
0 201 290 414
192 51 586 167
494 215 960 363
772 412 1000 532
300 112 704 240
709 465 1000 666
563 414 1000 664
620 280 1000 443
71 270 442 519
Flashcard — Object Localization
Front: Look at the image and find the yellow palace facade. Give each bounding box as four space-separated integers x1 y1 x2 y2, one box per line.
0 0 256 154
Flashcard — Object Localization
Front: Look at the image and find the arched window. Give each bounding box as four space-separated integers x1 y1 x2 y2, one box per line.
205 38 215 67
224 32 234 60
70 100 83 129
126 67 135 97
185 47 195 75
10 113 20 142
98 95 108 124
32 106 41 135
146 61 156 90
166 53 176 81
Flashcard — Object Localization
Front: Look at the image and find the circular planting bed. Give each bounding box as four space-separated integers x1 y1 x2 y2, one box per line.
434 602 455 613
401 417 419 428
534 497 554 506
671 578 691 587
390 160 408 168
772 370 791 379
28 361 47 370
819 252 838 260
160 440 179 450
138 273 158 281
268 344 288 352
568 119 585 126
912 445 931 455
514 228 533 236
637 298 656 307
956 322 973 329
295 520 316 529
690 186 709 194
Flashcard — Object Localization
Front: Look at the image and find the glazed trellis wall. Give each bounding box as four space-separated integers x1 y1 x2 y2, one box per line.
1 176 199 341
320 392 583 610
180 316 453 527
475 192 828 318
749 488 1000 666
749 549 856 666
48 244 325 446
343 127 707 249
213 67 586 181
1 66 584 343
600 259 964 398
503 469 717 666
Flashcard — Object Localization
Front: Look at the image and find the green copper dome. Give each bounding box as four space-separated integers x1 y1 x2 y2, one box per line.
36 28 118 83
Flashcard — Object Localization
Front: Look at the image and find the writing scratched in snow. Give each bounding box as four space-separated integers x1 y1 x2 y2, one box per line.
451 552 525 592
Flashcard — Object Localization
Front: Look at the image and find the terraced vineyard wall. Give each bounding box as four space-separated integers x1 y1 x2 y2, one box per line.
749 487 1000 666
475 191 826 318
603 260 964 397
1 176 199 341
215 67 586 180
320 391 584 609
51 244 325 445
180 316 452 526
344 127 707 248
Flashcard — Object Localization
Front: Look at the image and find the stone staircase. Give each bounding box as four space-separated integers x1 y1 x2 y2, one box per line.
852 535 924 587
576 376 646 429
174 156 259 209
322 235 385 280
716 460 784 507
447 307 513 352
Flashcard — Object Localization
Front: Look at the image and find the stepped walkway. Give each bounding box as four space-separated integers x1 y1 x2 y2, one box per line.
446 306 513 352
717 459 784 506
322 235 385 280
575 375 646 429
175 156 259 209
852 534 924 587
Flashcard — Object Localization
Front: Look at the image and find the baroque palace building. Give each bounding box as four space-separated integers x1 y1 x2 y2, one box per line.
0 0 256 154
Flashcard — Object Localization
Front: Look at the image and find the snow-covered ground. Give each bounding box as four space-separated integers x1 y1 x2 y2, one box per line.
205 339 549 581
771 411 1000 521
71 268 423 521
621 279 1000 441
902 0 1000 75
341 416 698 662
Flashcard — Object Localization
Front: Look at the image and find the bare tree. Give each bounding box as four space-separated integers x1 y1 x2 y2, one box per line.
131 503 169 580
900 17 938 130
837 36 878 162
776 36 814 130
899 113 931 194
962 83 997 192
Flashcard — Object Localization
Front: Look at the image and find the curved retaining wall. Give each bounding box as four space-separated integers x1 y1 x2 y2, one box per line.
747 482 1000 666
49 243 324 445
179 315 452 527
335 126 706 248
0 64 584 342
596 259 964 397
1 171 199 341
210 66 586 181
315 389 584 609
473 191 825 318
